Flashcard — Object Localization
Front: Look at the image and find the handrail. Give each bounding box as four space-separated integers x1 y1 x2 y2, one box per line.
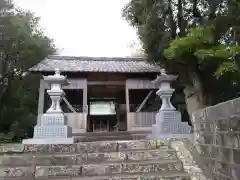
62 97 76 113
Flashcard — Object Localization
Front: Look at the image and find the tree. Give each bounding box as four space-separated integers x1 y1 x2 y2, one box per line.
123 0 240 115
0 6 56 142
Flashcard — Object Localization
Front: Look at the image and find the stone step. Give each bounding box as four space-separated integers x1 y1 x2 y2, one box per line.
74 135 146 142
74 135 133 142
73 131 149 142
0 160 185 178
0 172 192 180
73 131 150 138
0 149 178 166
0 140 169 154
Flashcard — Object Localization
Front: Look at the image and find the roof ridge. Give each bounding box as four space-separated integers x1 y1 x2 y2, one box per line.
47 55 145 61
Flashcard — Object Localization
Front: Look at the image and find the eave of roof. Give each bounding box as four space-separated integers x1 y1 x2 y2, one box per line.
29 55 160 73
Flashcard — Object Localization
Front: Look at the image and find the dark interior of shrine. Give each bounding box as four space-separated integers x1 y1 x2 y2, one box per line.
87 84 126 132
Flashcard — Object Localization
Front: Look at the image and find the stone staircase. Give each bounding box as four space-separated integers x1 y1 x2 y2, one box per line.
0 140 207 180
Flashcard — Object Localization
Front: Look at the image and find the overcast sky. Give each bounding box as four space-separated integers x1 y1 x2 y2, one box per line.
13 0 139 57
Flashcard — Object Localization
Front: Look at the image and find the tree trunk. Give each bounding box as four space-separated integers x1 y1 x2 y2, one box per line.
184 86 205 116
183 73 207 124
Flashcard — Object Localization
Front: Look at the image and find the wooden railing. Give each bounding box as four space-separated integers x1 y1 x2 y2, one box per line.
127 112 156 131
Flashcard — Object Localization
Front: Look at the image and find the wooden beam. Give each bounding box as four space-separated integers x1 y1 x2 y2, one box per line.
126 79 157 89
44 78 87 89
87 81 125 86
136 90 154 112
62 97 76 113
37 79 45 124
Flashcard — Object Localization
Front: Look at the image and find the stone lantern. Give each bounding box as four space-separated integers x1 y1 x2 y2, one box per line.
149 69 191 140
22 69 74 144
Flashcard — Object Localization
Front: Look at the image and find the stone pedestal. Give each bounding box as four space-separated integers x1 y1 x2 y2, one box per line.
22 69 74 144
151 111 192 139
149 69 191 140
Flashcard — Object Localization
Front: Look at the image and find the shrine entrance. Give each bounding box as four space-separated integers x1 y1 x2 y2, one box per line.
87 83 127 132
88 100 117 132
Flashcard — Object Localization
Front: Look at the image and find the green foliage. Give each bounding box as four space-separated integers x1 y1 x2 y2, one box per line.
123 0 240 105
0 3 56 142
164 26 214 60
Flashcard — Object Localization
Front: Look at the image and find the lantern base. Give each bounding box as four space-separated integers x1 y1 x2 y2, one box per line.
150 110 191 140
22 137 74 145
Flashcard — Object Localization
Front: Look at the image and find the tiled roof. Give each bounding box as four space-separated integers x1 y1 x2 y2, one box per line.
29 56 160 73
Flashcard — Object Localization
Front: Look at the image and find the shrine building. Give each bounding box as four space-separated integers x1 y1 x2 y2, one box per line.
29 55 163 134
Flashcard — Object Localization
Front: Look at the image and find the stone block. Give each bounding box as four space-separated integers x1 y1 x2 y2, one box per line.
0 167 34 178
206 100 235 120
194 122 205 132
0 155 33 166
155 139 172 147
205 120 215 133
233 149 240 164
193 98 240 125
22 141 162 154
192 108 208 124
212 161 232 177
126 150 178 162
231 165 240 180
203 134 214 144
218 147 234 163
223 133 239 148
81 164 121 176
122 161 184 173
84 141 118 153
86 149 178 164
118 140 157 151
204 159 214 169
216 118 229 132
216 133 224 146
112 175 191 180
212 172 233 180
24 144 77 153
35 165 81 177
70 174 191 180
34 154 87 166
195 133 213 145
210 146 219 159
24 142 116 154
0 144 24 153
87 152 125 163
229 115 240 131
196 144 211 156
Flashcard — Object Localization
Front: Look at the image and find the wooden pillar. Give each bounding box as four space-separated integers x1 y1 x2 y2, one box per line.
82 80 88 132
125 85 130 130
37 79 45 125
83 87 88 113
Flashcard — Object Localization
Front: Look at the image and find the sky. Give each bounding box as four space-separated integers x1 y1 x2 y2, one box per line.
13 0 139 57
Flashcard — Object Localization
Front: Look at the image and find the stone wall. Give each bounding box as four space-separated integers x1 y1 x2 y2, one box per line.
192 97 240 180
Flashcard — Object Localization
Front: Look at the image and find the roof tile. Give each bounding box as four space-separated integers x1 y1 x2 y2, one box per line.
29 56 160 73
